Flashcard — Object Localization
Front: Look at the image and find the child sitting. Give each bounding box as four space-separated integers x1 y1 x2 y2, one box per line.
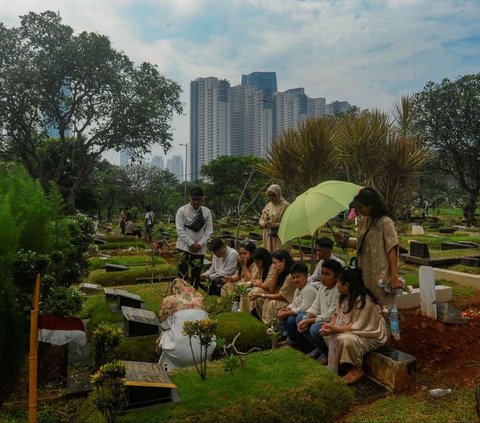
321 267 387 385
285 259 342 361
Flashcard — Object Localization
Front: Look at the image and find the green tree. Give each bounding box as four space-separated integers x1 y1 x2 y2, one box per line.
412 73 480 224
200 155 270 216
258 118 339 196
0 11 183 212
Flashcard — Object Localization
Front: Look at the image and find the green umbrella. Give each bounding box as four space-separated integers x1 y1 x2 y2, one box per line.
278 180 363 243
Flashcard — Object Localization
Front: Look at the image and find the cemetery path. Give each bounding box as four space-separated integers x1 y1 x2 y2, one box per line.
389 303 480 387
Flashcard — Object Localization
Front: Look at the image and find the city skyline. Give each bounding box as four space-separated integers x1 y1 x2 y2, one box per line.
1 1 479 164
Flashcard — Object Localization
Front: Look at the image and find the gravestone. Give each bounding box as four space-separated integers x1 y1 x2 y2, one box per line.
105 263 128 272
460 257 480 267
94 238 106 245
79 282 103 295
410 241 430 259
122 306 160 336
436 303 468 324
419 266 437 319
411 224 425 235
104 288 145 310
439 228 456 234
122 360 178 410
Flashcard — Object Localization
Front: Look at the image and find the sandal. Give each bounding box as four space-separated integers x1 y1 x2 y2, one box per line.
316 354 328 365
343 367 364 385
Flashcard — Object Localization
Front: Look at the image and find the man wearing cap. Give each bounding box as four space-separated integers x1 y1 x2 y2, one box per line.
201 238 239 295
175 187 214 289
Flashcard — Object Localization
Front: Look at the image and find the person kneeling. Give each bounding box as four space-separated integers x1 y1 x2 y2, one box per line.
200 238 239 296
321 267 387 385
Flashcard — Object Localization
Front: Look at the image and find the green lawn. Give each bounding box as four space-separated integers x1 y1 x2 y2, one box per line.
78 348 354 423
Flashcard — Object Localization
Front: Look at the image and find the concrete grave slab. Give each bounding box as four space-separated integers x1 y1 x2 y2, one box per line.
396 285 452 310
122 306 160 336
419 266 437 319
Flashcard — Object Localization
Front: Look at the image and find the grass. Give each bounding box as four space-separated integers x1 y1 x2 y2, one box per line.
77 348 354 423
98 240 146 250
89 254 164 270
341 386 476 422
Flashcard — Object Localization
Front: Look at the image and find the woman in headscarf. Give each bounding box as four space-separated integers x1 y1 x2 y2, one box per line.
259 184 289 252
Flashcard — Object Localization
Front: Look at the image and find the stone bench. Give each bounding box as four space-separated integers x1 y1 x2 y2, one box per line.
363 347 416 393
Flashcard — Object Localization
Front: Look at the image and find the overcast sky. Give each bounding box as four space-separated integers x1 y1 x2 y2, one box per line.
1 0 479 164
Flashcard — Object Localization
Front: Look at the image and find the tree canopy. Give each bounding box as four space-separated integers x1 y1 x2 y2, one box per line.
412 73 480 224
0 11 183 212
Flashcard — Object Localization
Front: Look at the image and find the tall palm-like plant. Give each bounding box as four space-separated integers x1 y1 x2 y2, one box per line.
257 117 338 196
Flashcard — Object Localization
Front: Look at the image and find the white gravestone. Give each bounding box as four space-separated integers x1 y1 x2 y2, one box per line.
419 265 437 319
411 224 425 235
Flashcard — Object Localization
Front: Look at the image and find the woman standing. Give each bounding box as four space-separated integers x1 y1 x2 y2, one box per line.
336 187 401 306
259 185 289 252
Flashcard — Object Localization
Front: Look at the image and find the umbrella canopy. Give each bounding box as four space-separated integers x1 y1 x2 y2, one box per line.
278 180 363 243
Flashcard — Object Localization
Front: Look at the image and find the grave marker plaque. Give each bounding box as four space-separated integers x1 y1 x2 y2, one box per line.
122 360 177 410
105 263 128 272
122 306 160 336
419 266 437 319
104 288 144 309
409 241 430 259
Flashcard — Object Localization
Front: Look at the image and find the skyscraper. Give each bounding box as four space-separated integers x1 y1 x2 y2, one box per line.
151 155 164 169
190 77 231 180
120 149 131 167
274 88 308 137
166 155 184 182
241 72 277 93
325 100 352 116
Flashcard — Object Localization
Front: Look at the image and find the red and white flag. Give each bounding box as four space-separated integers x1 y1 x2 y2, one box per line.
38 314 87 346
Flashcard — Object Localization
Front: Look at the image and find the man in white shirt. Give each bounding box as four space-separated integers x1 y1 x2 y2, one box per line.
308 237 345 289
176 187 213 289
201 238 239 295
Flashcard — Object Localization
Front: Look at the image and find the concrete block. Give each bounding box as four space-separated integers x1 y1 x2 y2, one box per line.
433 268 480 289
396 285 452 310
411 224 425 235
364 347 416 393
436 303 468 324
419 266 437 319
79 282 103 295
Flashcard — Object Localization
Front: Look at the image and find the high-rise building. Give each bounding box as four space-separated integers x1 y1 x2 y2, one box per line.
325 100 352 116
308 97 327 118
120 149 131 167
151 155 164 169
166 155 184 182
190 77 231 180
274 88 308 137
241 72 277 94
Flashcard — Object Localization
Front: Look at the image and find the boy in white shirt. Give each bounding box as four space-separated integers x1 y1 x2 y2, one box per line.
308 237 345 289
286 259 342 362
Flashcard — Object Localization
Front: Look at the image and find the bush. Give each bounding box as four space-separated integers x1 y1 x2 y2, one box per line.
117 336 159 363
86 301 124 334
90 323 124 370
91 360 126 423
215 312 271 353
42 286 84 316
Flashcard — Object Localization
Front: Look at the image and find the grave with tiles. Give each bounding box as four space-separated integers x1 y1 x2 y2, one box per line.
104 288 145 310
121 306 161 336
122 360 178 410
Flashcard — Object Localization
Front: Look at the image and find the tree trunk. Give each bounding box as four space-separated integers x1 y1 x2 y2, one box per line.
66 189 77 215
464 192 479 226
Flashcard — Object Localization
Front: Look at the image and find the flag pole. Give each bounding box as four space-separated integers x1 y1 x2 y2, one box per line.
28 273 41 423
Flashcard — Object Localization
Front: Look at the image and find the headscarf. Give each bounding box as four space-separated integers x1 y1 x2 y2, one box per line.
266 184 285 202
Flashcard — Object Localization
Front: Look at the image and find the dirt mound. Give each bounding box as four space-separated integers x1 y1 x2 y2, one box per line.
389 305 480 386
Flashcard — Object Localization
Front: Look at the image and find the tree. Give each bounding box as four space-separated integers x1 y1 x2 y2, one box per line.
412 73 480 224
257 117 339 196
0 11 183 212
200 155 270 217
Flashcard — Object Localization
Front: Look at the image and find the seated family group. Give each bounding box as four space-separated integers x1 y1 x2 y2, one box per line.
175 185 399 385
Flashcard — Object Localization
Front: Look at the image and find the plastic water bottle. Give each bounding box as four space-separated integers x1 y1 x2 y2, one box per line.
429 388 451 398
389 305 400 340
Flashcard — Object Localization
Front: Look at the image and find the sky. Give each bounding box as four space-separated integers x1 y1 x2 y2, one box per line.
1 0 479 165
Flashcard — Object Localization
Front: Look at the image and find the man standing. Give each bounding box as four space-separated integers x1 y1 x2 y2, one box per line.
145 206 155 242
119 208 126 235
201 238 239 295
175 187 213 289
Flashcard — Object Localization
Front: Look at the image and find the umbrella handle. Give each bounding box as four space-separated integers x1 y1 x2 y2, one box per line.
326 222 347 252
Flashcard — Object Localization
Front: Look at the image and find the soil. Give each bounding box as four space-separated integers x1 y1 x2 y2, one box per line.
388 293 480 388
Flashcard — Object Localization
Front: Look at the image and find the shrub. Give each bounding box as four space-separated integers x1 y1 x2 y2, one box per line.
117 336 159 363
88 264 175 287
215 312 271 353
91 360 126 423
90 323 124 370
42 286 84 316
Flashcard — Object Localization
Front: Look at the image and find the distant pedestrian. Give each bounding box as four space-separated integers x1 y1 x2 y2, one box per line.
423 200 429 217
145 206 155 242
175 187 213 290
119 208 126 234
